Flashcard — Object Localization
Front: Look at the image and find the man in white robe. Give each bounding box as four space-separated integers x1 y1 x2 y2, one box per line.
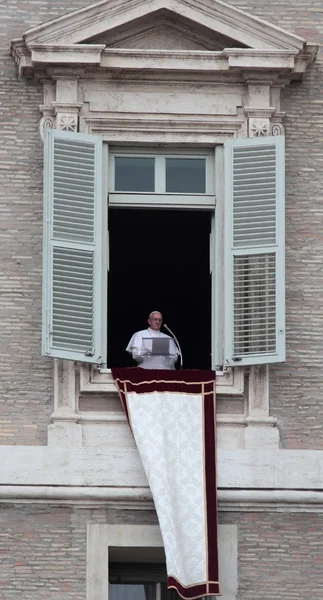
126 311 178 370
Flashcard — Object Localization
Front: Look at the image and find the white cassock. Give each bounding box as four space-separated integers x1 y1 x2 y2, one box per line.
126 327 178 370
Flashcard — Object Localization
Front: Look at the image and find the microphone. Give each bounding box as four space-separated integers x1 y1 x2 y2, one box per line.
163 324 183 369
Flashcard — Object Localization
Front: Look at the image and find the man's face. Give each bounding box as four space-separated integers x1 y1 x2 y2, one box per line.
148 312 162 331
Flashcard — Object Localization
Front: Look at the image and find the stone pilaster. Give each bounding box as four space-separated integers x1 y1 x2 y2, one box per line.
48 359 82 447
40 77 82 135
243 78 281 448
52 77 82 131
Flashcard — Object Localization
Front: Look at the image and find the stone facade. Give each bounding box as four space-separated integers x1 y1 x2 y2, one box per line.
1 0 323 598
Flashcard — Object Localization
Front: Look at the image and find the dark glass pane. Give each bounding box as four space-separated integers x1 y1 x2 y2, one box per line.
166 158 206 193
109 584 156 600
115 157 155 192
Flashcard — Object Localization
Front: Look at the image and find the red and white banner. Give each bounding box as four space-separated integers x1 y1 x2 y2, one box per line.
112 368 220 599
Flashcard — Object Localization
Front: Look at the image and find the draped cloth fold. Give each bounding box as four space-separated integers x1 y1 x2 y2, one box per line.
112 368 220 600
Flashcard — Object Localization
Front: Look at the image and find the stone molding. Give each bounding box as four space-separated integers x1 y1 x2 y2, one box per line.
80 364 244 395
1 486 323 512
11 45 316 80
1 447 323 498
48 361 251 449
83 116 246 145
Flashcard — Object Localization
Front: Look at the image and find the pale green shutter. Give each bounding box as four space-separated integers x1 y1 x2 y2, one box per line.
42 129 107 364
223 136 285 367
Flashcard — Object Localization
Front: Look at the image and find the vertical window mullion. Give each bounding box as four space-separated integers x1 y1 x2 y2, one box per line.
155 155 165 193
110 155 116 191
206 154 215 195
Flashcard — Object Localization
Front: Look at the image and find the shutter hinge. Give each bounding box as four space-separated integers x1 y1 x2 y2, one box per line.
232 356 242 362
85 349 95 357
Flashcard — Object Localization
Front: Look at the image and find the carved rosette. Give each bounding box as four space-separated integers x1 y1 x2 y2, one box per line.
53 102 82 132
39 103 82 138
244 105 278 138
245 106 285 138
56 112 78 132
249 118 270 137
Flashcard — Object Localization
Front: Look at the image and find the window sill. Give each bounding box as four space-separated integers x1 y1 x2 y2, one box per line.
81 365 244 396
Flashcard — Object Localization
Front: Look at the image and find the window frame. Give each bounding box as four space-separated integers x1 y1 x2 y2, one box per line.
86 524 238 600
108 147 215 210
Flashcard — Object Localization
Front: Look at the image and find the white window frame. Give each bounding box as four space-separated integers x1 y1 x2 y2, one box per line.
108 147 215 210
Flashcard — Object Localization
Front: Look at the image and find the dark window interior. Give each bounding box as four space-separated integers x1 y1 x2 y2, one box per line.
108 208 211 369
109 561 183 599
109 560 212 599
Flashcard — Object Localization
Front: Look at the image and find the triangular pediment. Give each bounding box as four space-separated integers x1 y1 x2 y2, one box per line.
11 0 317 80
85 11 246 52
22 0 307 51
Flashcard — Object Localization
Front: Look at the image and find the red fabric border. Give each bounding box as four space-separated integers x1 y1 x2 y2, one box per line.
204 381 220 594
168 577 220 599
112 367 215 396
111 367 220 599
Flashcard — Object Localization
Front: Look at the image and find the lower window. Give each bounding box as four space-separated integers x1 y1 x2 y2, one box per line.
109 562 216 599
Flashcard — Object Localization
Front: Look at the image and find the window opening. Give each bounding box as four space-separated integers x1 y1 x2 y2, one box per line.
109 561 216 599
108 208 212 369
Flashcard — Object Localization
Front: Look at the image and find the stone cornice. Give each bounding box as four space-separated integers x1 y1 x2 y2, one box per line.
1 447 323 490
101 47 301 74
29 43 105 64
52 102 82 113
224 48 296 70
244 107 276 119
10 37 33 77
10 42 315 80
1 486 323 512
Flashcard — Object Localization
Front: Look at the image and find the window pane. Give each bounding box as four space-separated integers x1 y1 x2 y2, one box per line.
166 158 206 193
109 584 155 600
115 157 155 192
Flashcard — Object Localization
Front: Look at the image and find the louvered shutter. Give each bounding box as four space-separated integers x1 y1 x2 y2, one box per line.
223 135 285 367
42 129 107 363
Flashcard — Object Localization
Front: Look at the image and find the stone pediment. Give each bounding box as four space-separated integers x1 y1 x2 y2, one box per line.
87 11 246 52
11 0 317 79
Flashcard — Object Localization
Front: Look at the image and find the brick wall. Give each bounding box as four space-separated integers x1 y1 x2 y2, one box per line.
221 511 323 599
0 1 91 446
0 505 322 599
1 0 323 447
0 504 157 600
